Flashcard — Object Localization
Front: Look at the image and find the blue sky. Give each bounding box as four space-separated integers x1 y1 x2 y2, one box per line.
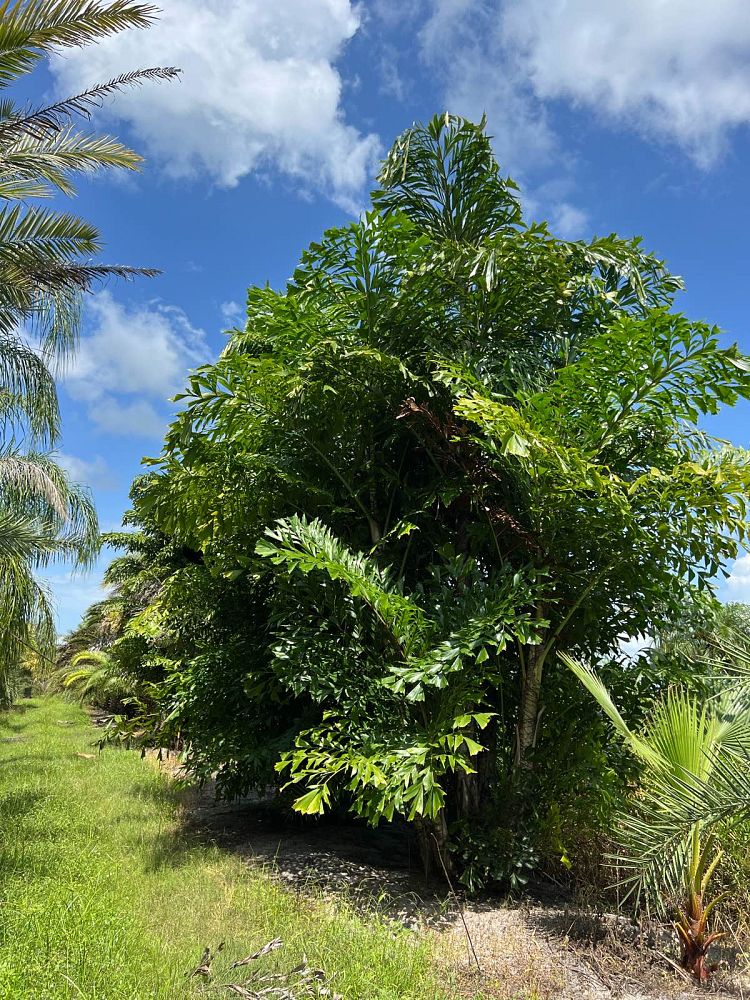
35 0 750 630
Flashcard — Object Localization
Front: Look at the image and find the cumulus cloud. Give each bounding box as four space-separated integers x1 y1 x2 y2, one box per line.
548 202 590 241
56 453 117 491
725 553 750 603
418 0 750 170
415 1 556 175
88 398 167 438
440 55 557 174
411 2 582 228
62 291 209 439
501 0 750 167
49 0 381 209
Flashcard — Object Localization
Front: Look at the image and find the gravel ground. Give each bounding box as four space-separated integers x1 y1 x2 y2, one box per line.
154 760 749 1000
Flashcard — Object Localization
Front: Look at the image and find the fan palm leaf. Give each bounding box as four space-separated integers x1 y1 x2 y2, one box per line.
563 651 750 980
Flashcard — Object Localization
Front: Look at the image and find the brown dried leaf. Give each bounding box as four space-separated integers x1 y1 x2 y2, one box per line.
231 938 283 968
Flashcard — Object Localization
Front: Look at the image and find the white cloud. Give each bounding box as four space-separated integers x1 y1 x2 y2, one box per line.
88 398 167 438
548 202 589 241
220 300 244 324
49 0 381 209
725 554 750 603
42 566 111 636
419 0 750 171
441 56 557 174
65 292 206 402
414 2 583 228
62 291 209 439
56 453 117 491
372 0 426 27
378 44 407 102
502 0 750 166
416 1 556 175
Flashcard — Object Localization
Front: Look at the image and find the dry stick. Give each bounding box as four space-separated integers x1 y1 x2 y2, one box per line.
431 833 481 974
656 950 693 984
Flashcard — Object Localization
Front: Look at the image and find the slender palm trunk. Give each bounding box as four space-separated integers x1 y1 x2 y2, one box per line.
516 609 549 766
676 826 725 981
414 811 452 876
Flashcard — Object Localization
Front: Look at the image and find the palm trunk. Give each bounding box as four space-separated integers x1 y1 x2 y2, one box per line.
516 638 547 767
455 764 482 817
414 811 451 877
676 893 723 982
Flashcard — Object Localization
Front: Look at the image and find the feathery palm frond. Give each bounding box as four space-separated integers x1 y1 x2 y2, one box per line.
0 451 98 701
0 1 176 350
61 648 135 704
0 331 59 441
0 505 54 559
0 545 54 701
0 0 160 86
0 0 175 705
0 449 99 562
0 450 68 516
0 66 179 144
56 594 123 667
0 130 141 197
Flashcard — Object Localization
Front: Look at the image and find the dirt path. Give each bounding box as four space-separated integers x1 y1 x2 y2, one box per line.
166 769 749 1000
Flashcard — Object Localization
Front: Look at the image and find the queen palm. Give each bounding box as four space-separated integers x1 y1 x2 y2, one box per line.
0 0 178 702
55 513 181 699
0 445 97 703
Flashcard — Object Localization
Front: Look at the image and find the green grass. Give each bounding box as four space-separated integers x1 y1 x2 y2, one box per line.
0 697 454 999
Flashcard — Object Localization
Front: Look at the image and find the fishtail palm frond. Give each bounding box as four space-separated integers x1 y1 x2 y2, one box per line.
257 515 432 658
374 112 522 244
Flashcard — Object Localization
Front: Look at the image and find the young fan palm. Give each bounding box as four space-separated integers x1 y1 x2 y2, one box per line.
0 0 177 700
563 652 750 981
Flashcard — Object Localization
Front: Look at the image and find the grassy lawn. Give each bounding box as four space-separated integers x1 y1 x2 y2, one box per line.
0 697 456 1000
